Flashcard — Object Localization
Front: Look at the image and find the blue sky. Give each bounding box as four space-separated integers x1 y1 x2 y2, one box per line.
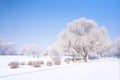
0 0 120 48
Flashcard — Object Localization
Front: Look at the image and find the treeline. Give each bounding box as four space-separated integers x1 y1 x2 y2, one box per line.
0 18 120 61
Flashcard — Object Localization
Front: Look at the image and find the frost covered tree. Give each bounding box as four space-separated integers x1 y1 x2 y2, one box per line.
47 42 64 59
57 18 111 62
21 44 42 57
0 40 17 55
112 38 120 59
88 27 111 58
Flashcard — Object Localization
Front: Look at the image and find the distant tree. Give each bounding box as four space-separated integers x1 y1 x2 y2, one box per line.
55 18 111 62
21 44 42 57
112 38 120 59
0 40 17 55
47 42 64 59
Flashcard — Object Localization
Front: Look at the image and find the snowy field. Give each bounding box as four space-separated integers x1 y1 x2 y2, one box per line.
0 56 119 80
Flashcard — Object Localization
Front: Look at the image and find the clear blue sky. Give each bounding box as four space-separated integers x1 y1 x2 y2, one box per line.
0 0 120 48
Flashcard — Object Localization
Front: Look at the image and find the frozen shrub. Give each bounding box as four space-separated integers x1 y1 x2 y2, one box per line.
53 58 61 65
47 61 52 66
20 62 25 65
8 61 19 69
39 60 44 65
64 59 70 64
32 61 41 67
27 61 33 65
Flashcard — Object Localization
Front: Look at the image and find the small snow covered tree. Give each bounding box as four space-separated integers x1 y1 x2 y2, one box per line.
112 38 120 59
47 42 64 59
21 44 42 57
58 29 81 61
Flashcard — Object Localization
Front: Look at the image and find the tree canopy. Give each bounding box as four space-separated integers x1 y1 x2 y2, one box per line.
48 18 111 61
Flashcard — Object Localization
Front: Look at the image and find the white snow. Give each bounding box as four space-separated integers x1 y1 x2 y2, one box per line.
0 56 119 80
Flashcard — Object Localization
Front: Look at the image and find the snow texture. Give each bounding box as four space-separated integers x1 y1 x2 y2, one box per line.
0 56 119 80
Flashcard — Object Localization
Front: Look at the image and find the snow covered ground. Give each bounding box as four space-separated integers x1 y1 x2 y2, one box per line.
0 56 119 80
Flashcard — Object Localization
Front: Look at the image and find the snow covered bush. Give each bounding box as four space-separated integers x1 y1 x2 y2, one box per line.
53 58 61 65
20 62 25 65
27 61 33 65
8 61 19 69
32 61 41 67
47 61 53 66
39 60 44 65
64 58 70 64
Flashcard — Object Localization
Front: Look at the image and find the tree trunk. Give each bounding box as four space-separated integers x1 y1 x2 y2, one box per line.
100 53 102 58
83 53 88 62
83 47 88 62
72 53 75 61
